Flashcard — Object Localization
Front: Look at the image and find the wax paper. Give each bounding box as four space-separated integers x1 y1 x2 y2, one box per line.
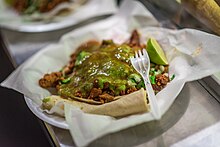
1 0 220 146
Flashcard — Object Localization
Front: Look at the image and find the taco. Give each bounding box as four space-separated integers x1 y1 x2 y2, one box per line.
39 30 170 117
6 0 69 13
5 0 87 20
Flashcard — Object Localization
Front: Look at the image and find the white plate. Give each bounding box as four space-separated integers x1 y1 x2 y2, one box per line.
0 0 117 32
24 96 69 129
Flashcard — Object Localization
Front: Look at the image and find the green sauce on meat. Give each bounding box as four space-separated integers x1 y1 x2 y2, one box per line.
58 40 143 99
39 31 170 104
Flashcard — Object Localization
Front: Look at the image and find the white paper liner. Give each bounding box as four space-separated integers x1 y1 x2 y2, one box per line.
1 0 220 146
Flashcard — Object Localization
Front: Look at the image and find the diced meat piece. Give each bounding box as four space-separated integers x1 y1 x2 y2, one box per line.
120 90 126 95
127 87 137 94
62 62 75 75
62 66 72 75
72 40 100 55
129 30 141 48
99 93 115 102
75 91 82 98
152 84 164 93
93 79 99 88
102 90 115 96
156 74 169 85
13 0 28 13
70 53 77 63
164 66 169 73
101 40 114 46
56 84 61 91
13 0 70 13
88 88 102 99
62 54 76 75
39 72 62 88
103 82 110 90
68 62 74 69
39 0 70 13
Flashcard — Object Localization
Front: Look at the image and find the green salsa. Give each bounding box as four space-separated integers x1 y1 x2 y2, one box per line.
58 41 143 98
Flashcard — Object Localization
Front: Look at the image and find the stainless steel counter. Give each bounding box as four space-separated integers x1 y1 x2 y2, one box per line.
0 31 53 147
1 1 220 146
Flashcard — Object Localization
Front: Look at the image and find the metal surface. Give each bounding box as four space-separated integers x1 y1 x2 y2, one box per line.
0 30 53 147
199 77 220 103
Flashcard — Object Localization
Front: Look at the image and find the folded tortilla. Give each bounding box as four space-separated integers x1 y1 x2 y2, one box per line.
42 88 150 117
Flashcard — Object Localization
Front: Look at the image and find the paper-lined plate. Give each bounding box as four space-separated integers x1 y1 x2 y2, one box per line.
0 0 117 32
19 23 184 129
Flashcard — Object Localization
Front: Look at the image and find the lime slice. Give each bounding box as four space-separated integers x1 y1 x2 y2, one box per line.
147 38 168 65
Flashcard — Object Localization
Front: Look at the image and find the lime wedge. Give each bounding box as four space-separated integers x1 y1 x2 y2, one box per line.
147 38 168 65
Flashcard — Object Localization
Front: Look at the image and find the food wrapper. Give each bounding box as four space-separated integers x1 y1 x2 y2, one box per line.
0 0 117 32
1 0 220 146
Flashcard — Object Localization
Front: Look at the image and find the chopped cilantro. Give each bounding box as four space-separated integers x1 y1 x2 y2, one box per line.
150 75 156 84
170 74 175 81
